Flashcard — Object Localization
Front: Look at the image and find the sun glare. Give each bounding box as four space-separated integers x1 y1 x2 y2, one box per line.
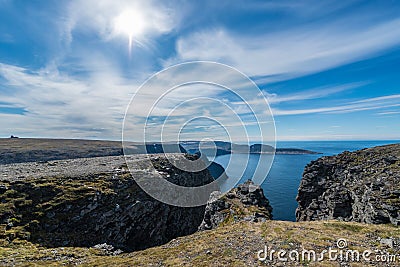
114 9 146 53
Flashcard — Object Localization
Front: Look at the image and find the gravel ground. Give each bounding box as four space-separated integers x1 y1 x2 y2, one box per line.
0 154 184 181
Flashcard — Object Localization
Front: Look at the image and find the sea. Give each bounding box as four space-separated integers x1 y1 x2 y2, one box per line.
210 140 400 221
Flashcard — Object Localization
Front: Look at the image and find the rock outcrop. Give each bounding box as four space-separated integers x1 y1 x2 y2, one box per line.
296 143 400 226
198 180 272 230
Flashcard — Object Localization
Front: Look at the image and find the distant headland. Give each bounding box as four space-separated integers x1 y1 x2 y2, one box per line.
0 138 320 165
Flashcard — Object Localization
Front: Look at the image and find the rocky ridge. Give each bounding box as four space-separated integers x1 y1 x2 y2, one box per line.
296 143 400 226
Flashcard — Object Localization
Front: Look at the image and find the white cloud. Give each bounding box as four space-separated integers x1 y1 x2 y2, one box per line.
169 17 400 81
377 111 400 116
272 94 400 116
264 82 367 104
122 63 275 142
0 62 135 139
276 133 400 141
0 61 277 142
352 94 400 104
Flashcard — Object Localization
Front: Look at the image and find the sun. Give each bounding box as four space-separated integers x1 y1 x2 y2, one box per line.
114 9 146 53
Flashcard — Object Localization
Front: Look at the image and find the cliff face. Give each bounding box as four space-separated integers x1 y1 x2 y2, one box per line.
296 144 400 226
0 154 214 252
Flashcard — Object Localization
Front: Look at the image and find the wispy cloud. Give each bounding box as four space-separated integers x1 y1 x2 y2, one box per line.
169 17 400 81
272 94 400 116
377 111 400 115
0 62 276 142
0 62 134 138
265 82 367 104
352 94 400 104
277 133 400 141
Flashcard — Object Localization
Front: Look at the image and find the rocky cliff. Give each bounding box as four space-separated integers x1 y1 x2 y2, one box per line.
296 143 400 226
1 150 273 254
0 154 215 252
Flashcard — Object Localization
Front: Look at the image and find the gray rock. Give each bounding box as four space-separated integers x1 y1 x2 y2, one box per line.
0 184 7 194
296 144 400 226
380 238 394 248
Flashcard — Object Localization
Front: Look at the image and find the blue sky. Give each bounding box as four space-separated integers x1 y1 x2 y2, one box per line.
0 0 399 141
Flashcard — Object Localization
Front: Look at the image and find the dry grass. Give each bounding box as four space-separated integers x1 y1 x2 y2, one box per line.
1 220 399 266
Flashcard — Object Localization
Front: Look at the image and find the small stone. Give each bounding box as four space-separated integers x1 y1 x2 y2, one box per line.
380 238 394 248
0 184 8 194
248 184 258 193
384 156 397 164
113 249 124 255
46 211 55 219
243 216 255 222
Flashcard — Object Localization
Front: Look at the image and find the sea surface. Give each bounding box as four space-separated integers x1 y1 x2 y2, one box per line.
211 140 400 221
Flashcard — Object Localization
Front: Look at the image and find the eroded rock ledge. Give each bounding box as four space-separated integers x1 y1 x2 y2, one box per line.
296 143 400 225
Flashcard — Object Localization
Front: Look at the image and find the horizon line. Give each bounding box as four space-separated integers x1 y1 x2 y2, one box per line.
1 136 399 143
